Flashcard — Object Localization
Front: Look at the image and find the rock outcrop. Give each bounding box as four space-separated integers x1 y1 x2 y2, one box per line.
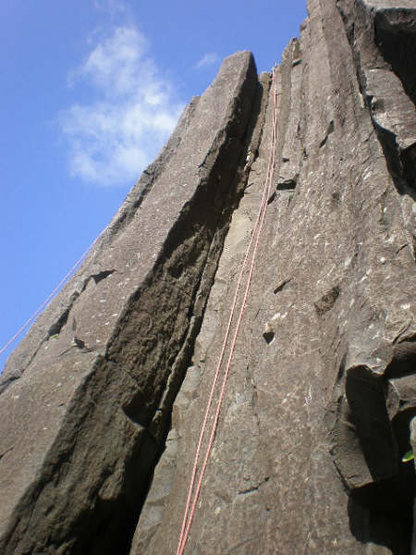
2 0 416 553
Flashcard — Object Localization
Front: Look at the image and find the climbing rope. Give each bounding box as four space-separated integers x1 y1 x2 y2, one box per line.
176 66 279 555
0 234 103 357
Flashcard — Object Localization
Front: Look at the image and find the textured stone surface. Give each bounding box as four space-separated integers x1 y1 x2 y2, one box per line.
133 0 416 553
0 51 258 554
2 0 416 553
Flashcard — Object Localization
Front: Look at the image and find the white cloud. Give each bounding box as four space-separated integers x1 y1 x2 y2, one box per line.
60 26 184 187
195 52 220 70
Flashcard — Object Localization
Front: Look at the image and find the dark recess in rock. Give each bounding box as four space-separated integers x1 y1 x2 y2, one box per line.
374 10 416 107
329 346 416 554
267 191 276 204
91 270 115 284
277 177 297 190
47 305 74 337
273 278 291 294
314 285 340 315
319 120 334 148
262 327 275 344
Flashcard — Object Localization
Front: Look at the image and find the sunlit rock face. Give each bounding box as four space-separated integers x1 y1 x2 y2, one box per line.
2 1 416 553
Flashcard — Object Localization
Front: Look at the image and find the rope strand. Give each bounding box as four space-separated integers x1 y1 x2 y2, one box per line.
177 67 278 555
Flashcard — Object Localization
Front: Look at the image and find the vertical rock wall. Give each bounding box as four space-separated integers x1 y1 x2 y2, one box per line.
132 0 416 553
1 0 416 553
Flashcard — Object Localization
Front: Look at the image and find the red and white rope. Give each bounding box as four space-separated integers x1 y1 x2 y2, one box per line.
177 67 279 555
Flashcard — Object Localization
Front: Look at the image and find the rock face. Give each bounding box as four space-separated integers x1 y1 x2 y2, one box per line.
1 0 416 553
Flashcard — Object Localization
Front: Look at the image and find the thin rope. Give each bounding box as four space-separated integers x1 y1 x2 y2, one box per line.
177 67 278 555
0 234 102 357
176 75 277 555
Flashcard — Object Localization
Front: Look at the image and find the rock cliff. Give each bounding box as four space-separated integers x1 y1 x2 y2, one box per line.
1 0 416 553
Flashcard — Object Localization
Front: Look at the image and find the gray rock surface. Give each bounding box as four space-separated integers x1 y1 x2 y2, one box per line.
2 0 416 553
0 51 258 554
133 0 416 553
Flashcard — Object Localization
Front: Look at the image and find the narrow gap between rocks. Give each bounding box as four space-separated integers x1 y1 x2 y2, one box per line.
123 75 269 554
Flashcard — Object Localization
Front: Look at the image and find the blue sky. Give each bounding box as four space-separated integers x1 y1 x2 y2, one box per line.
0 0 307 371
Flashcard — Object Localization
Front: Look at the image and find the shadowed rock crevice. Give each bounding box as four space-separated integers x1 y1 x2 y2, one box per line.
47 306 74 338
329 352 416 554
346 367 396 482
273 278 291 294
370 117 416 198
348 491 413 555
373 9 416 108
277 176 298 190
91 270 115 284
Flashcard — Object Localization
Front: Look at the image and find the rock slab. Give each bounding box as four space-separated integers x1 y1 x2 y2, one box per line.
0 51 258 554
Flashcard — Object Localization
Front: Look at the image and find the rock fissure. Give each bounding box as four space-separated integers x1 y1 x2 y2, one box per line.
237 476 270 496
